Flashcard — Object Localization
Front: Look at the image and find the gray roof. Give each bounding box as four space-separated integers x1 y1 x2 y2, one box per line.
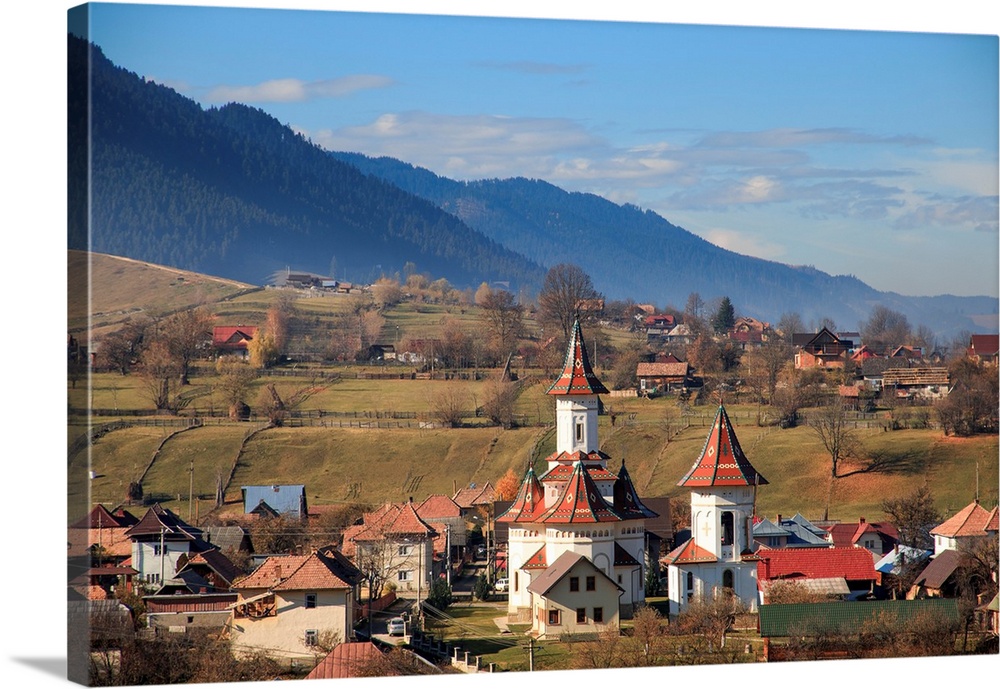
754 514 831 547
203 526 250 552
874 546 932 575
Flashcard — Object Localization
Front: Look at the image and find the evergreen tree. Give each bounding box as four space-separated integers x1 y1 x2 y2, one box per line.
711 296 736 334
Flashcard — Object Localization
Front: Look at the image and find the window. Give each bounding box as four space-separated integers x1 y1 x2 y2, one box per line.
576 608 587 624
548 609 561 625
569 576 579 592
146 573 160 584
305 593 317 609
593 607 604 624
304 630 318 646
152 544 162 556
398 545 413 556
575 421 584 443
187 616 194 624
514 571 519 592
586 576 596 592
398 570 413 582
721 512 734 546
722 569 734 590
686 572 694 592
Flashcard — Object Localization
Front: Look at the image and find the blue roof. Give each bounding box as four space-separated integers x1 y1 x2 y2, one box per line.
241 485 307 517
874 545 931 575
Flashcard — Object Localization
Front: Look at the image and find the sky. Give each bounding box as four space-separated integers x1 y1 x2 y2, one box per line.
70 0 1000 299
2 3 999 689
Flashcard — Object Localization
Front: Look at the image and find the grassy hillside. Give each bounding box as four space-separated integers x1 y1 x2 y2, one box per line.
69 250 254 337
86 408 997 527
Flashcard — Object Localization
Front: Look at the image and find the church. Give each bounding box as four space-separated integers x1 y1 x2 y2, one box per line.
663 403 767 614
498 320 657 635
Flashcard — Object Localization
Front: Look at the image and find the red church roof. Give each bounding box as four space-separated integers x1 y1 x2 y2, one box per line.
677 405 767 488
537 461 621 524
546 320 609 396
496 467 546 524
662 538 718 565
613 460 658 519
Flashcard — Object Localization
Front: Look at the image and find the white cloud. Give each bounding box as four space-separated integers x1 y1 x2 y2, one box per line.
702 227 787 260
205 74 394 103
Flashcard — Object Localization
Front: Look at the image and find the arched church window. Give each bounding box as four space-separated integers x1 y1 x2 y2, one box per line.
723 569 734 590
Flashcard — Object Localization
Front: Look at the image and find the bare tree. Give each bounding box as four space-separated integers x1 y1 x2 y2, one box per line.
162 307 214 385
214 356 258 420
99 317 151 375
538 263 601 345
881 485 940 550
136 339 188 412
481 373 518 428
861 305 911 354
480 288 524 362
808 398 863 478
431 384 469 427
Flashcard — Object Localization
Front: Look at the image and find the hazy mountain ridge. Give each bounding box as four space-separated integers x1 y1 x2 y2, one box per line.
333 153 998 338
69 35 546 290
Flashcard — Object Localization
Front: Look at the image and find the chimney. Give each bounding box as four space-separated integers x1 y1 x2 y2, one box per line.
859 516 866 524
776 514 782 524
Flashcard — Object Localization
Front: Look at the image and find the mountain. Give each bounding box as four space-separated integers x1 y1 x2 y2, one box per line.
69 34 996 339
332 153 998 338
68 35 545 291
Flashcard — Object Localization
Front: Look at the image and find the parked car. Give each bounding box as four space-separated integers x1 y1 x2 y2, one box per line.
494 578 509 592
387 617 405 636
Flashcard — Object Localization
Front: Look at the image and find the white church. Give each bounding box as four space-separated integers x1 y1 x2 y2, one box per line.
663 403 768 614
497 320 658 635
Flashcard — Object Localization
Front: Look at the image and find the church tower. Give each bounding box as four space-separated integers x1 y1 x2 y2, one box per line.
498 320 657 628
664 404 767 615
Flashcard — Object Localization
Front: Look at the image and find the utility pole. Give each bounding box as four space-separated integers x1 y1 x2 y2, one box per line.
445 525 451 586
188 459 194 522
528 636 534 671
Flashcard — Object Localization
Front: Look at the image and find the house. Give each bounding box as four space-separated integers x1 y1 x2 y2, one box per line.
756 547 878 602
664 404 767 615
752 513 831 550
889 344 924 361
967 334 1000 365
342 501 440 596
525 551 623 640
365 344 396 361
880 367 950 400
227 548 361 668
144 591 239 634
242 484 308 520
793 328 853 369
415 494 467 563
212 325 258 358
664 323 694 345
636 360 691 394
644 314 676 342
823 517 899 557
69 504 139 567
173 548 245 592
499 320 657 632
909 548 966 599
728 316 771 348
124 504 212 587
69 565 138 601
873 545 931 596
930 500 998 555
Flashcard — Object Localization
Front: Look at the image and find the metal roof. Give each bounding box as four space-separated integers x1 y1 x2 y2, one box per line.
759 598 960 637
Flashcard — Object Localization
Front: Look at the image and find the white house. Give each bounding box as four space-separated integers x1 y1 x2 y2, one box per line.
498 320 657 634
227 549 360 669
124 504 206 587
664 404 767 615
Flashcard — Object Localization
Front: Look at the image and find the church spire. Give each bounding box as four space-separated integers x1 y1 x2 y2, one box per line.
546 319 608 396
678 404 768 487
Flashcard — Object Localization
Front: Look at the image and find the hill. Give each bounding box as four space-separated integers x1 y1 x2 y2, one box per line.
333 153 998 339
68 35 545 292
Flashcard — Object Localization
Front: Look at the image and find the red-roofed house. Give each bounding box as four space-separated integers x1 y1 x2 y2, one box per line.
667 404 768 615
931 501 998 555
305 641 393 679
823 518 899 557
227 548 361 668
213 325 258 358
636 361 691 393
757 547 877 601
967 334 1000 366
343 500 440 598
498 320 657 634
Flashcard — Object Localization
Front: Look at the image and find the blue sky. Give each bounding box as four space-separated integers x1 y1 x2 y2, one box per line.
74 2 999 299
